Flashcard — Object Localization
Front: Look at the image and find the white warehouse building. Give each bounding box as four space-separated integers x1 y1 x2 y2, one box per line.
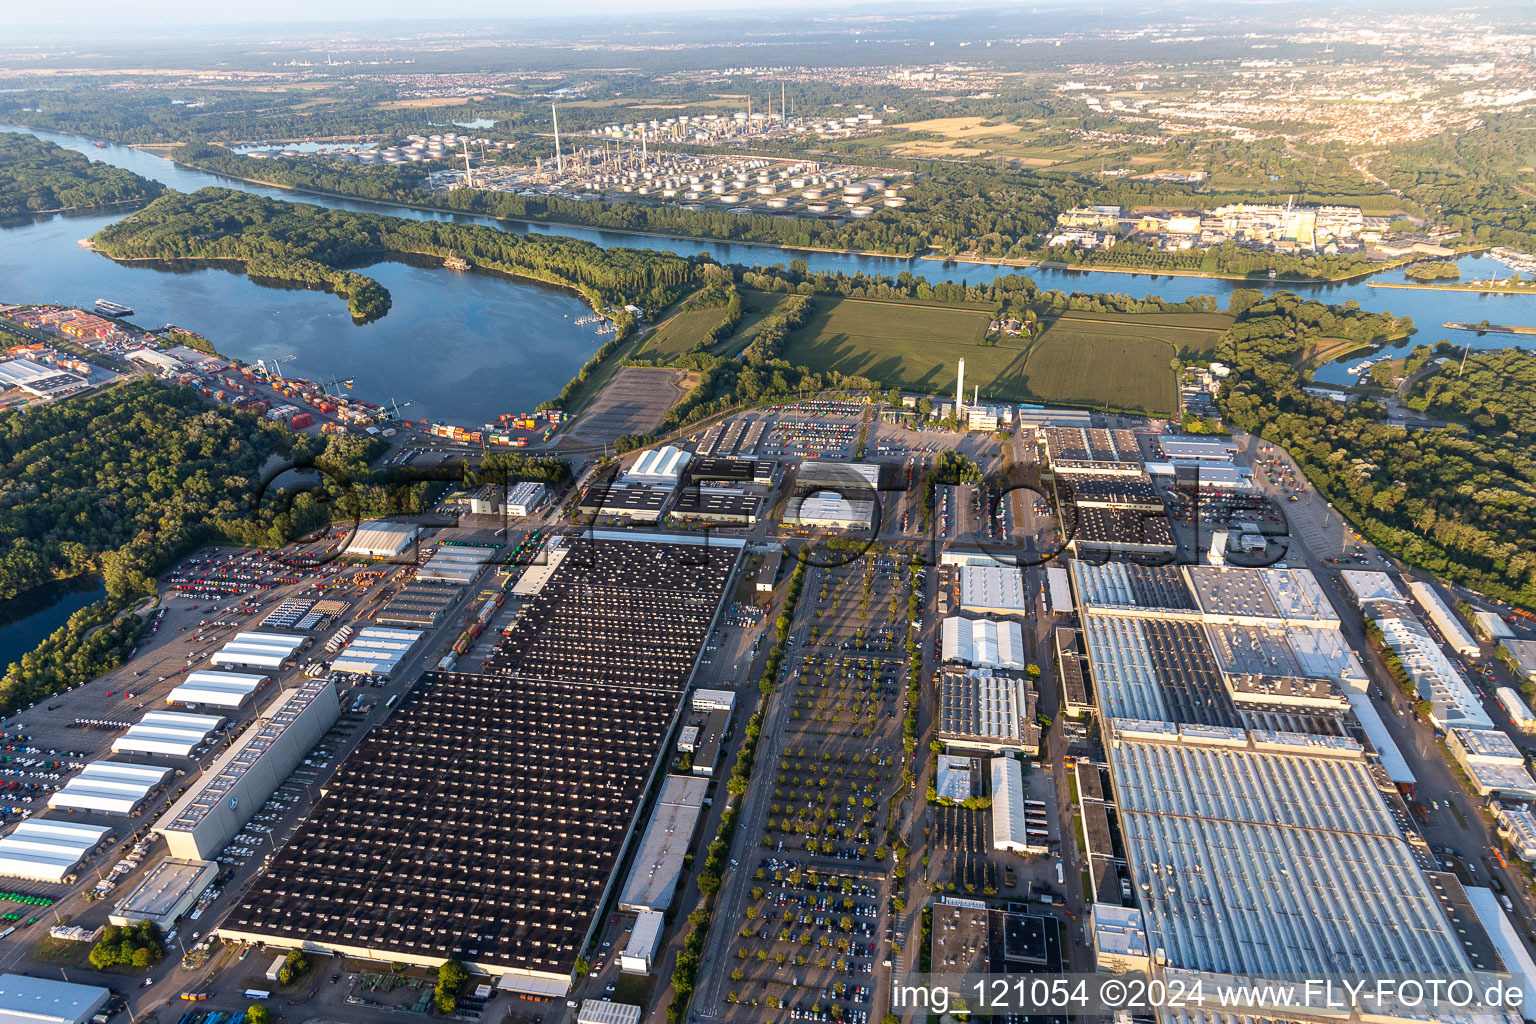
623 445 691 487
112 711 225 758
167 669 273 710
209 632 304 672
0 818 111 883
48 760 172 816
941 617 1027 670
331 627 424 678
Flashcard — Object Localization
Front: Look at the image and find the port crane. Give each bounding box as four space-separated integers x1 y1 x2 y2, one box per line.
259 354 296 379
387 397 413 421
315 375 356 397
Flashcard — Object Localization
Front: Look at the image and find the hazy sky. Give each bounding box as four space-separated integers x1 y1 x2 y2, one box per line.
10 0 918 27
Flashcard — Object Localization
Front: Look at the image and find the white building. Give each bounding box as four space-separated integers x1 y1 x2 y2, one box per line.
1497 687 1536 734
1446 727 1536 799
168 669 272 709
940 617 1026 670
989 756 1030 853
620 910 664 974
0 818 111 883
623 445 691 487
344 520 420 559
208 632 303 672
111 710 223 758
0 975 110 1024
576 1001 642 1024
1407 579 1480 658
331 627 423 678
48 760 171 816
1494 804 1536 863
782 491 875 530
959 565 1028 615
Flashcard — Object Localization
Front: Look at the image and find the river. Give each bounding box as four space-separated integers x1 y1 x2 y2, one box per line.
2 124 1534 403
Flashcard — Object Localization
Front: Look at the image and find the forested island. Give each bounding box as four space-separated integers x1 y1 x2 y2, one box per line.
89 187 702 328
0 132 164 219
1217 296 1536 608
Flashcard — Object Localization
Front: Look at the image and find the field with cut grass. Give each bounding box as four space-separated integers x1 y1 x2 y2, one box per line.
781 299 1229 415
780 296 1002 392
637 291 802 360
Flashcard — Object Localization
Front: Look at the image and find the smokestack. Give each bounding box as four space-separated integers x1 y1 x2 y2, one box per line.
462 140 474 188
973 385 979 408
552 104 564 174
641 124 647 165
782 82 787 121
956 359 966 418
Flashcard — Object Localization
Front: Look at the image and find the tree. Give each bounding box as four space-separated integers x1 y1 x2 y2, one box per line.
247 1007 272 1024
435 960 468 1015
573 954 590 976
887 388 903 408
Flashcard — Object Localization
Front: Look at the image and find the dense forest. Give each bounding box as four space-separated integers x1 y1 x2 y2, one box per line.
90 188 703 328
0 132 164 219
1217 296 1536 608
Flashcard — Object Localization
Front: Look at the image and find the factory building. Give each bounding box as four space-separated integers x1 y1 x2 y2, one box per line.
1494 804 1536 863
416 545 491 586
0 818 111 883
469 480 548 517
1503 639 1536 683
344 520 421 559
378 585 461 629
1407 579 1481 659
755 549 783 592
989 756 1030 853
623 445 691 487
1464 888 1536 1018
940 617 1026 670
109 857 219 929
782 492 875 531
958 565 1028 615
1498 687 1536 735
670 488 761 524
209 632 304 672
687 457 776 486
620 910 664 974
330 627 424 678
576 483 671 523
618 775 710 913
795 460 880 491
937 669 1039 754
154 677 340 861
1446 728 1536 800
111 710 224 758
1090 905 1151 974
1106 721 1470 977
48 760 171 816
168 669 273 709
0 975 110 1024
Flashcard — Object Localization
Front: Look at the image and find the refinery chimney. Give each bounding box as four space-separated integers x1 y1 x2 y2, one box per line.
552 104 564 174
956 359 966 418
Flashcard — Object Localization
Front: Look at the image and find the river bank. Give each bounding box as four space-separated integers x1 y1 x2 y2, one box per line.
1372 280 1536 295
923 251 1403 285
1443 322 1536 335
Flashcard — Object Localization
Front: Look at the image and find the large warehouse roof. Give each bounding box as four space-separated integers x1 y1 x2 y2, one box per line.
959 565 1028 615
618 775 709 913
989 756 1029 853
624 445 691 486
1184 566 1339 627
941 617 1026 670
210 632 303 671
48 760 171 816
938 669 1039 752
345 520 419 558
0 974 109 1024
168 670 271 709
1071 560 1196 616
112 711 223 758
417 546 492 586
0 818 110 883
331 626 423 677
783 491 875 529
1107 726 1468 977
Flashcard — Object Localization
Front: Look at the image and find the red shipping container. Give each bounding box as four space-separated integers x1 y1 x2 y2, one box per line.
289 413 315 429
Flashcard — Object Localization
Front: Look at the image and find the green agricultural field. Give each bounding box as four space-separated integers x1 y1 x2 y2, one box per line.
782 299 1229 416
780 296 1002 392
638 291 803 360
636 306 731 359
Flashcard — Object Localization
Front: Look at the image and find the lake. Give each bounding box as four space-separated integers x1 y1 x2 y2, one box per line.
0 581 107 676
